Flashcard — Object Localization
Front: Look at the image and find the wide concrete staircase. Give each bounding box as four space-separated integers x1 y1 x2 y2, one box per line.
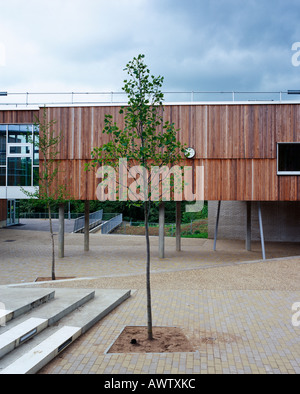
0 286 131 374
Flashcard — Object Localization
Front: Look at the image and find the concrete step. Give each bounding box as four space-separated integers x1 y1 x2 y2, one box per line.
0 287 131 374
0 317 48 359
1 326 82 375
0 288 96 360
0 288 55 326
59 289 131 334
0 288 95 335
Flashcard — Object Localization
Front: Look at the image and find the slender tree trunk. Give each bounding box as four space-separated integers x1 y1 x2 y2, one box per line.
48 204 56 281
144 200 153 340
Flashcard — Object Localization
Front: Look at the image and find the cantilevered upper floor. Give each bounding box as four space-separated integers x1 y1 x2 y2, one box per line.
0 91 300 201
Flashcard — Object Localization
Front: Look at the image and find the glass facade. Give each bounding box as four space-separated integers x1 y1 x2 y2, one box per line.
0 167 5 186
0 124 39 187
7 125 32 144
8 157 32 186
0 125 6 165
7 200 19 226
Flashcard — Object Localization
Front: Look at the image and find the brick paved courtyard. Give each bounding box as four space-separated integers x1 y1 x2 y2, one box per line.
0 225 299 374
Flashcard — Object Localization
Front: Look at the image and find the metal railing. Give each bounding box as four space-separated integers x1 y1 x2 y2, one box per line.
119 220 208 237
101 214 123 234
20 212 83 220
73 209 103 233
0 91 299 108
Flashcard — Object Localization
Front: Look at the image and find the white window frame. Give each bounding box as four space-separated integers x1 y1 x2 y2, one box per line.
7 143 32 158
277 142 300 176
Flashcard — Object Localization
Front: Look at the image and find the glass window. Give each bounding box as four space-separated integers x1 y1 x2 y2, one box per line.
0 124 39 187
33 167 39 186
277 143 300 175
0 126 6 165
7 157 32 186
9 146 31 155
33 132 39 165
0 167 5 186
8 125 32 144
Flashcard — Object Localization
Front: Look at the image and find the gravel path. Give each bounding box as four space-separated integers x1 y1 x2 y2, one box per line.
35 256 300 291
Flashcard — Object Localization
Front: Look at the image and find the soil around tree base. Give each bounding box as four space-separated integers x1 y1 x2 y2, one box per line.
107 326 195 354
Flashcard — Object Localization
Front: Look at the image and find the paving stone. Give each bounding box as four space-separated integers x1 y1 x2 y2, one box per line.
0 227 300 374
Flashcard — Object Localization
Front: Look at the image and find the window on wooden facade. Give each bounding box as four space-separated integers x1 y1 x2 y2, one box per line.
277 143 300 175
0 124 39 187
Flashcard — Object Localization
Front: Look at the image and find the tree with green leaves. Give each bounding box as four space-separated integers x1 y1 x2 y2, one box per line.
22 108 68 280
87 54 186 340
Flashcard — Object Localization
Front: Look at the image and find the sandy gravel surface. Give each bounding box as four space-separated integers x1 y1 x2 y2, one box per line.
35 257 300 291
2 226 299 291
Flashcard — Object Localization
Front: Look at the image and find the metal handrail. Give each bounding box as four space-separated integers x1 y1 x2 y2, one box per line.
0 91 299 107
73 209 103 233
20 212 83 219
101 214 123 234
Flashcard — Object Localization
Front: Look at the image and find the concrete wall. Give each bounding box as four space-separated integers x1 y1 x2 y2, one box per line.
208 201 300 243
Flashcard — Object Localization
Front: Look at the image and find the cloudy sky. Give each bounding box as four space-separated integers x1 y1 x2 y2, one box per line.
0 0 300 97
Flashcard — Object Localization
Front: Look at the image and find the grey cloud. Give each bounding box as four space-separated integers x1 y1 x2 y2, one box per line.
1 0 299 94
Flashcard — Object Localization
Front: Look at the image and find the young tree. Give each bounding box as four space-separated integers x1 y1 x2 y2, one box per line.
23 108 68 280
88 54 186 340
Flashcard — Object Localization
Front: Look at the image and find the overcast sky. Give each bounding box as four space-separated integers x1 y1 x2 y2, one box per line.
1 0 300 97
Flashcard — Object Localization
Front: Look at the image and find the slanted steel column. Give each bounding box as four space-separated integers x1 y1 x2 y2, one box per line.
213 201 221 251
246 201 252 251
159 202 165 259
58 203 65 258
84 200 90 252
176 201 181 252
258 202 266 260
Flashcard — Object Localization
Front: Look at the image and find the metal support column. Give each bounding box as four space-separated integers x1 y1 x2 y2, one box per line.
258 202 266 260
159 202 165 259
58 203 65 258
246 201 252 251
84 200 90 252
176 201 181 252
213 201 221 251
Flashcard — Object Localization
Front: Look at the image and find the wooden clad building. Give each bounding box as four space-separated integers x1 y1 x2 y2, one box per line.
0 109 39 124
41 103 300 202
0 102 299 254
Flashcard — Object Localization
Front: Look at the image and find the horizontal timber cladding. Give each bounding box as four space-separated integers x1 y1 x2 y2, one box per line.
36 103 300 201
0 110 39 124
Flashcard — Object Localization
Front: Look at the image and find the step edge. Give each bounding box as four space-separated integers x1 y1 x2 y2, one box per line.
0 326 82 375
0 318 48 359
